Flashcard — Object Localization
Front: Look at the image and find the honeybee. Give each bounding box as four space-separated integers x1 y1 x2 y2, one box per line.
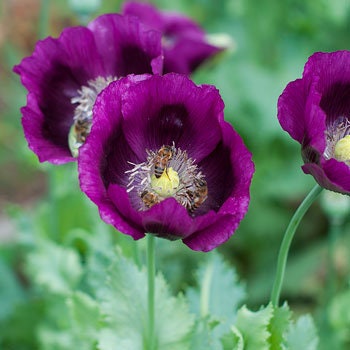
141 190 160 208
73 118 91 144
188 178 208 213
154 145 173 178
68 118 91 157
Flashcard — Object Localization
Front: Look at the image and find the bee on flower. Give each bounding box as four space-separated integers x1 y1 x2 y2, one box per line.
78 73 254 251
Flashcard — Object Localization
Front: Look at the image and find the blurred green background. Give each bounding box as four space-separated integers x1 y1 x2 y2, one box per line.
1 0 350 349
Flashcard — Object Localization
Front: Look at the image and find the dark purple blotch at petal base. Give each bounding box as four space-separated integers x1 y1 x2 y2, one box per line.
14 13 163 164
120 73 223 161
78 73 254 252
277 50 350 194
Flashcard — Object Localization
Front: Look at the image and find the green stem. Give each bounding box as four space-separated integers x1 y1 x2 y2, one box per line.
38 0 50 39
270 184 323 307
147 234 156 350
319 216 342 343
48 167 59 240
326 217 341 300
133 241 142 269
200 255 214 318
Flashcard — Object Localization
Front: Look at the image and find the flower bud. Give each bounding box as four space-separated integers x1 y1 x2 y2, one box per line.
320 190 350 223
68 0 101 19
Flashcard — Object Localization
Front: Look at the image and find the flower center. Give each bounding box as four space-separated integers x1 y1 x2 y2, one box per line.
325 116 350 165
151 167 180 197
334 135 350 163
126 144 208 215
69 76 116 157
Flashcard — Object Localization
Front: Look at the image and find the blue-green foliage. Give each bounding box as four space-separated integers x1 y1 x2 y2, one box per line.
186 253 246 349
0 216 320 349
221 303 319 350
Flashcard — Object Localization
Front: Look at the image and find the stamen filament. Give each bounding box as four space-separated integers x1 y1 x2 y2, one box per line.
125 144 208 214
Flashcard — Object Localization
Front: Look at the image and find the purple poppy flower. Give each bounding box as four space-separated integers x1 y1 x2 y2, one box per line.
13 14 163 164
122 1 223 75
278 51 350 194
78 73 254 252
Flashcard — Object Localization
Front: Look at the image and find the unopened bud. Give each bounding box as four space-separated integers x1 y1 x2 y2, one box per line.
68 0 101 21
320 190 350 223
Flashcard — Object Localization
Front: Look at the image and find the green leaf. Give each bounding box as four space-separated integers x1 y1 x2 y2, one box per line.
67 291 100 347
97 252 194 350
210 303 317 350
268 303 291 349
0 257 25 320
84 229 118 297
328 290 350 342
37 295 72 350
25 240 82 294
234 303 274 350
190 318 216 350
187 252 245 321
38 293 99 350
221 326 244 350
285 315 319 350
38 328 75 350
186 252 245 349
0 299 44 350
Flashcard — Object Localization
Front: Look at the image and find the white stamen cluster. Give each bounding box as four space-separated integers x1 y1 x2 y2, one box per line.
71 76 116 125
324 116 350 161
68 76 117 156
126 144 207 212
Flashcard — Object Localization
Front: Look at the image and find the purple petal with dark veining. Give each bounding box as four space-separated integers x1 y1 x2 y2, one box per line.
278 50 350 194
122 0 223 75
78 76 146 240
121 73 223 161
302 159 350 194
14 14 163 164
79 73 254 251
21 93 75 164
88 14 163 76
277 78 307 144
14 28 103 162
184 121 254 251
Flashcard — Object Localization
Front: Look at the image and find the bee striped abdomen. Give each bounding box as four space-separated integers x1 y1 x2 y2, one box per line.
154 145 173 178
188 178 208 213
141 190 160 208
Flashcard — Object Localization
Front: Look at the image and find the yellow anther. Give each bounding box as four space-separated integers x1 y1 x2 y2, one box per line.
151 167 179 197
334 135 350 163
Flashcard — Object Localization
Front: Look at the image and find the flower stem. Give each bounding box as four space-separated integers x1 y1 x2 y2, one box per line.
326 217 341 299
147 234 156 350
48 167 59 240
38 0 50 39
200 254 214 318
270 184 323 307
319 216 342 340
